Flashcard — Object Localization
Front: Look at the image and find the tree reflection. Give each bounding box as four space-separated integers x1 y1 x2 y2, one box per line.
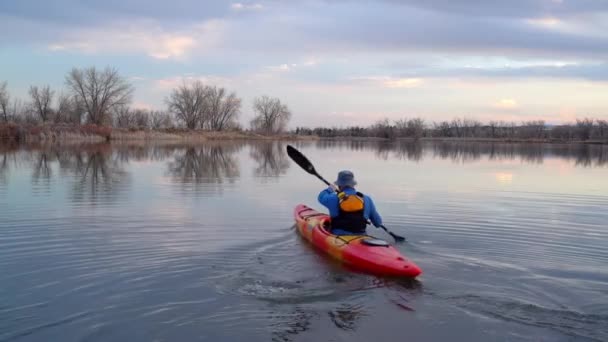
0 147 14 185
31 151 54 186
166 143 241 191
393 141 423 162
312 140 608 167
114 143 178 163
63 144 130 203
249 142 290 179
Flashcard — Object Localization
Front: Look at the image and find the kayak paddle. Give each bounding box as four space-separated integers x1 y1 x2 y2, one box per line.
286 144 406 243
286 144 332 186
379 224 406 242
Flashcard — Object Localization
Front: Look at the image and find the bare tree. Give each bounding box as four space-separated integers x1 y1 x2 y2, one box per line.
449 118 462 137
207 87 241 131
394 119 408 137
551 124 575 141
132 109 149 130
65 66 134 125
55 93 70 123
113 105 133 128
10 99 27 124
394 118 424 138
166 81 208 129
370 118 395 139
29 85 55 122
150 111 173 129
433 121 451 137
518 120 545 139
250 96 292 134
407 118 425 139
57 93 85 124
576 118 595 141
596 120 608 140
461 118 482 137
488 121 498 138
0 82 9 122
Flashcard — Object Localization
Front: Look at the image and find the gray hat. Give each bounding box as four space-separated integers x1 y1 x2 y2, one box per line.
335 170 357 187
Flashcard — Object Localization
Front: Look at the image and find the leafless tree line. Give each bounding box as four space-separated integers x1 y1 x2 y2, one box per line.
165 81 242 130
0 67 133 126
295 117 608 141
1 67 292 134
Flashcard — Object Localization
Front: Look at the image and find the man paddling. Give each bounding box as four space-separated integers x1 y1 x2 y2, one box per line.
318 170 383 235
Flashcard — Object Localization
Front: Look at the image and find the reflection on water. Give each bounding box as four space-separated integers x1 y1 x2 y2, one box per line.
65 145 129 203
31 151 54 186
166 143 242 192
250 142 290 178
315 140 608 167
379 141 423 162
1 140 607 342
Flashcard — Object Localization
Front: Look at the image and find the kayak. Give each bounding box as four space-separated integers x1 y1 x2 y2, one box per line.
294 204 422 278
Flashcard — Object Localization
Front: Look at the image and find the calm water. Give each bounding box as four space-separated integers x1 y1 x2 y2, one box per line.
1 141 607 341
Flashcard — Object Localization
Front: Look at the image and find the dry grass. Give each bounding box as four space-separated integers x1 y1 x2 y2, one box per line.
0 123 318 145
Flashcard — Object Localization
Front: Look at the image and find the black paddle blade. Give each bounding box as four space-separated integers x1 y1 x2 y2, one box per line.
380 224 407 243
286 145 317 175
389 232 407 242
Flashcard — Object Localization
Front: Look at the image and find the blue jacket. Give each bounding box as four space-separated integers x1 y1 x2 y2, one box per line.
318 186 383 229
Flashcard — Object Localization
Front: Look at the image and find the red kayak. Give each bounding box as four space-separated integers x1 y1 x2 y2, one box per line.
294 204 422 278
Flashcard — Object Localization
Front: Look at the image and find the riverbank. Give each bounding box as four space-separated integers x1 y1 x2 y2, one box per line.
0 123 319 144
2 123 606 145
312 136 608 145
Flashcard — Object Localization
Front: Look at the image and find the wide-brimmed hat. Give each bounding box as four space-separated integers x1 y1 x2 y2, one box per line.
335 170 357 187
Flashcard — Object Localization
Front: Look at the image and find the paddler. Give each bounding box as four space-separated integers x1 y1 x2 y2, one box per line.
318 170 383 235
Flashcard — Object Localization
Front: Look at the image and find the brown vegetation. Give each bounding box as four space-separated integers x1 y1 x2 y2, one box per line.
295 117 608 144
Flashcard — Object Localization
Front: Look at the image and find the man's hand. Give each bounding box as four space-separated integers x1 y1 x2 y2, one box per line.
328 183 340 192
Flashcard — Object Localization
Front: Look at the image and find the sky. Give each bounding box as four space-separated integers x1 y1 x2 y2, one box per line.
1 0 608 127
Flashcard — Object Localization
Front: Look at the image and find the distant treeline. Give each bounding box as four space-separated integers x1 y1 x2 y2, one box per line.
294 117 608 142
0 66 291 135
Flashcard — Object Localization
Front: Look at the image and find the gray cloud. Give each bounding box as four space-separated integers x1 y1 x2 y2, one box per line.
0 0 230 25
436 63 608 81
2 0 608 82
373 0 608 18
384 63 608 82
284 4 608 59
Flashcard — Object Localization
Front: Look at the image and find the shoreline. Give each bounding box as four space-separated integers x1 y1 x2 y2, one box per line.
0 123 319 144
1 123 606 145
313 136 608 145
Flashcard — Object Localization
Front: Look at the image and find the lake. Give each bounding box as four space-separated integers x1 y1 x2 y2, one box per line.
1 140 607 341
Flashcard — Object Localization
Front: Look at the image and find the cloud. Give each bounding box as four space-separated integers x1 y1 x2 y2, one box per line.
46 19 224 60
527 17 561 28
383 78 423 88
263 59 320 73
155 75 235 90
375 0 608 18
4 1 608 62
230 3 263 11
350 76 423 88
266 64 296 72
131 101 155 110
434 63 608 81
0 0 230 24
148 36 196 59
494 99 519 110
